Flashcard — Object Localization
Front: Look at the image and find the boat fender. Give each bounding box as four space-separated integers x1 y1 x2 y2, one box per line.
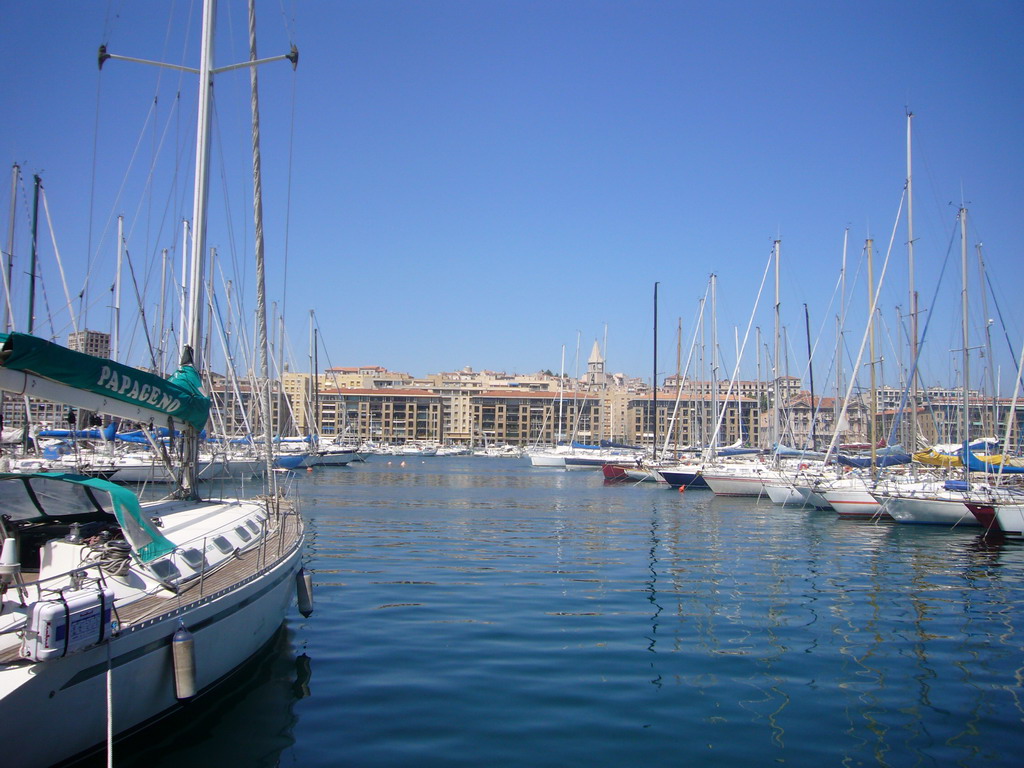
296 568 314 617
678 486 685 494
171 624 196 700
0 537 20 582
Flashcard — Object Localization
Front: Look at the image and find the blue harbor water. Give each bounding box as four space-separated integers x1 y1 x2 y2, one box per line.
109 457 1023 767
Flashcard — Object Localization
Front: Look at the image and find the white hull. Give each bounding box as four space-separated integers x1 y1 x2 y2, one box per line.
765 484 804 505
993 505 1024 536
623 467 666 483
84 455 262 483
529 452 566 468
824 488 883 519
877 495 979 526
2 545 301 767
701 465 784 497
312 448 357 466
0 481 306 768
791 485 833 510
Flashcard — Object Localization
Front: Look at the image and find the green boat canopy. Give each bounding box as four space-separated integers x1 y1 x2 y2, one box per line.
0 472 175 562
0 332 210 432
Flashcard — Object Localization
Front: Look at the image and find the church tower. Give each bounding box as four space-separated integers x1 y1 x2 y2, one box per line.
585 339 606 387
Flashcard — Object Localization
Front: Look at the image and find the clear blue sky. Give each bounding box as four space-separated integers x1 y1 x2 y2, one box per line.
2 1 1022 396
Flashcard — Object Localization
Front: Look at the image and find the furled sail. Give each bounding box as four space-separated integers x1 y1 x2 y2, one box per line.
0 332 210 432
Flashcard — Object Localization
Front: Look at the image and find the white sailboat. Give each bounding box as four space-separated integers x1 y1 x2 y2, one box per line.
873 207 979 526
702 242 788 497
0 3 308 765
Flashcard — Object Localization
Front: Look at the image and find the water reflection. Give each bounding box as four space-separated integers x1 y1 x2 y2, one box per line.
645 503 663 688
136 458 1024 767
73 626 309 768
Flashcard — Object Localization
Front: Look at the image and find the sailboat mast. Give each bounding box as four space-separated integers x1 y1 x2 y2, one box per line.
772 240 781 455
27 175 40 334
906 112 919 452
711 274 718 451
114 215 123 361
185 0 217 363
314 328 320 440
179 219 189 357
867 239 877 472
976 243 997 436
248 0 277 485
960 207 970 481
756 324 762 445
804 303 816 450
557 344 565 443
675 316 682 451
158 248 168 373
653 281 658 460
177 0 217 499
4 164 17 332
697 297 706 446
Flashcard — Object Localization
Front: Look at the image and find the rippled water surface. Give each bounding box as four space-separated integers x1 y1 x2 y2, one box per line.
118 457 1024 767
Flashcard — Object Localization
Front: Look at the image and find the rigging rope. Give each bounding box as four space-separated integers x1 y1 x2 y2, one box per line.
40 186 79 336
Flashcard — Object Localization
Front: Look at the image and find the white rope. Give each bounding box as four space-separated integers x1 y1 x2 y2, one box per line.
106 636 114 768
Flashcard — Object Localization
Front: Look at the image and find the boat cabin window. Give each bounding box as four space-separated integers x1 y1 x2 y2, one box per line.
149 559 182 582
245 519 261 534
234 526 252 542
180 548 206 570
211 535 233 554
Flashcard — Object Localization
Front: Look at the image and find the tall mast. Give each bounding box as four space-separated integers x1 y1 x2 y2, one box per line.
557 344 565 443
652 281 658 460
184 0 216 365
158 248 168 373
755 325 762 446
697 297 706 446
976 243 997 436
173 0 216 498
3 164 18 332
710 273 719 451
674 316 682 451
113 215 123 361
772 240 781 455
836 228 848 438
314 327 320 440
308 310 316 438
960 207 970 482
804 303 816 451
277 312 286 435
867 239 877 472
26 175 40 334
906 111 919 452
249 0 276 485
179 219 189 357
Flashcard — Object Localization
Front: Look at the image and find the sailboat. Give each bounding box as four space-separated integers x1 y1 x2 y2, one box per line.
0 3 309 765
872 207 981 526
701 241 793 497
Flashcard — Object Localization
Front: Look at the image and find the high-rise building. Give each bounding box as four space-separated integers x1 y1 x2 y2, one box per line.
68 330 111 358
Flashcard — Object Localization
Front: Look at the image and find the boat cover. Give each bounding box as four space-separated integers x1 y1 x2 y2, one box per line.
836 452 913 468
0 332 210 431
962 445 1024 474
0 472 174 561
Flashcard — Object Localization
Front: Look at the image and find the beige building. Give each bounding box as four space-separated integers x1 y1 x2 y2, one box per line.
280 360 1024 453
68 330 111 358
